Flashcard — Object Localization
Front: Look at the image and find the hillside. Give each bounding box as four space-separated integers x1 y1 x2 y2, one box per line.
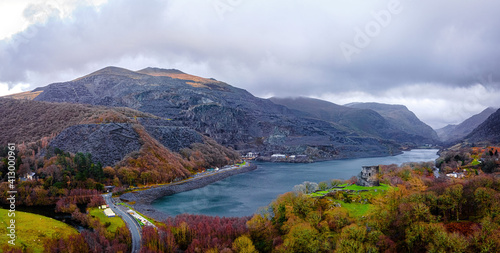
0 97 152 146
0 98 240 185
346 102 439 143
271 97 438 146
0 209 79 252
22 66 407 159
465 108 500 144
436 107 497 143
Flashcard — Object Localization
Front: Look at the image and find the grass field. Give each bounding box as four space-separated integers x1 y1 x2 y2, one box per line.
310 183 394 218
344 183 391 192
89 207 125 233
310 183 392 197
0 208 79 252
338 201 374 217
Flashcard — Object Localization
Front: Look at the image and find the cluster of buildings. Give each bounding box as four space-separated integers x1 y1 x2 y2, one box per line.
270 153 307 161
243 152 310 162
99 205 116 217
242 152 258 159
126 210 155 227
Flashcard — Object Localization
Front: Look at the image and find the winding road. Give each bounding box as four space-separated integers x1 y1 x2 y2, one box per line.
103 193 142 253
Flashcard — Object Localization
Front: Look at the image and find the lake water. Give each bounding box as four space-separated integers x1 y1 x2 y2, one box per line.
152 149 439 217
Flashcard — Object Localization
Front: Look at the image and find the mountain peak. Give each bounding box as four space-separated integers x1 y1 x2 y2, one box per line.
136 67 185 75
346 102 439 141
466 108 500 144
136 67 227 89
346 102 408 111
437 106 498 143
90 66 138 75
77 66 146 80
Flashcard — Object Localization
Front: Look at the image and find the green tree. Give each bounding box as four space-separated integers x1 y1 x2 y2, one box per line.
232 235 258 253
279 222 320 253
474 187 499 217
330 179 343 188
438 192 453 221
446 184 465 221
428 229 467 253
172 222 193 251
318 181 329 191
247 214 276 253
405 222 440 252
336 224 379 253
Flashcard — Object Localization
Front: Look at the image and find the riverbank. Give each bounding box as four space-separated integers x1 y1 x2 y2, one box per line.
119 163 258 221
255 150 405 163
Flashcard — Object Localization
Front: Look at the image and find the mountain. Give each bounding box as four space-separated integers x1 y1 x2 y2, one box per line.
10 66 412 160
436 107 497 143
0 97 152 146
270 97 435 146
435 125 456 142
0 98 238 173
345 102 439 144
465 108 500 144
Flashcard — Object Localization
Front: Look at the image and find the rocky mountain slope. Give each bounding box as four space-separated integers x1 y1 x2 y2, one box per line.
346 102 439 144
465 108 500 144
20 66 412 160
436 107 497 143
270 97 438 146
49 123 143 167
0 97 152 146
5 66 448 160
0 98 239 181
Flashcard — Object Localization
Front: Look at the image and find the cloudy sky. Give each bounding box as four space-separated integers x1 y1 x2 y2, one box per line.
1 0 500 129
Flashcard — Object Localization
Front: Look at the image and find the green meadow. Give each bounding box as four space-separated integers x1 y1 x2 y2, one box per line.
89 207 126 233
310 183 394 217
0 208 79 252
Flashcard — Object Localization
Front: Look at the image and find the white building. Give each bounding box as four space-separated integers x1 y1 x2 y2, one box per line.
446 172 464 178
246 152 258 158
104 208 115 217
127 210 155 227
271 154 286 158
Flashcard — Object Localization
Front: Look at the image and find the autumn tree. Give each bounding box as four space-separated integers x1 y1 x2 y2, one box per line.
232 235 258 253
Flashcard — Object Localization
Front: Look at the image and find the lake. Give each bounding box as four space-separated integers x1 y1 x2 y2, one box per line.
152 149 439 217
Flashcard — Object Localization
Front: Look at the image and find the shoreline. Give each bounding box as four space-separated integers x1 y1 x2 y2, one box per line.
255 150 406 163
119 163 258 221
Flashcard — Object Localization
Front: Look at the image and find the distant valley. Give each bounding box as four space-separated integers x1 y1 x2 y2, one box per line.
2 66 498 189
436 107 498 144
1 66 500 252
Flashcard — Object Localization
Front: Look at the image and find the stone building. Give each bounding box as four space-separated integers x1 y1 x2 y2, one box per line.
356 165 380 187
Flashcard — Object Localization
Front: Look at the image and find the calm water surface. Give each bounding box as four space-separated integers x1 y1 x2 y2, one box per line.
152 149 439 217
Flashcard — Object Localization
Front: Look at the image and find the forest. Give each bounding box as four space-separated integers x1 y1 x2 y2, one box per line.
0 127 239 207
137 146 500 253
2 142 500 252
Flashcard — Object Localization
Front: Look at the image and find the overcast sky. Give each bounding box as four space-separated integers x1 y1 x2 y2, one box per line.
1 0 499 129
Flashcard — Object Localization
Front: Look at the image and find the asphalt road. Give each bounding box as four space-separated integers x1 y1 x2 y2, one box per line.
103 193 141 253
